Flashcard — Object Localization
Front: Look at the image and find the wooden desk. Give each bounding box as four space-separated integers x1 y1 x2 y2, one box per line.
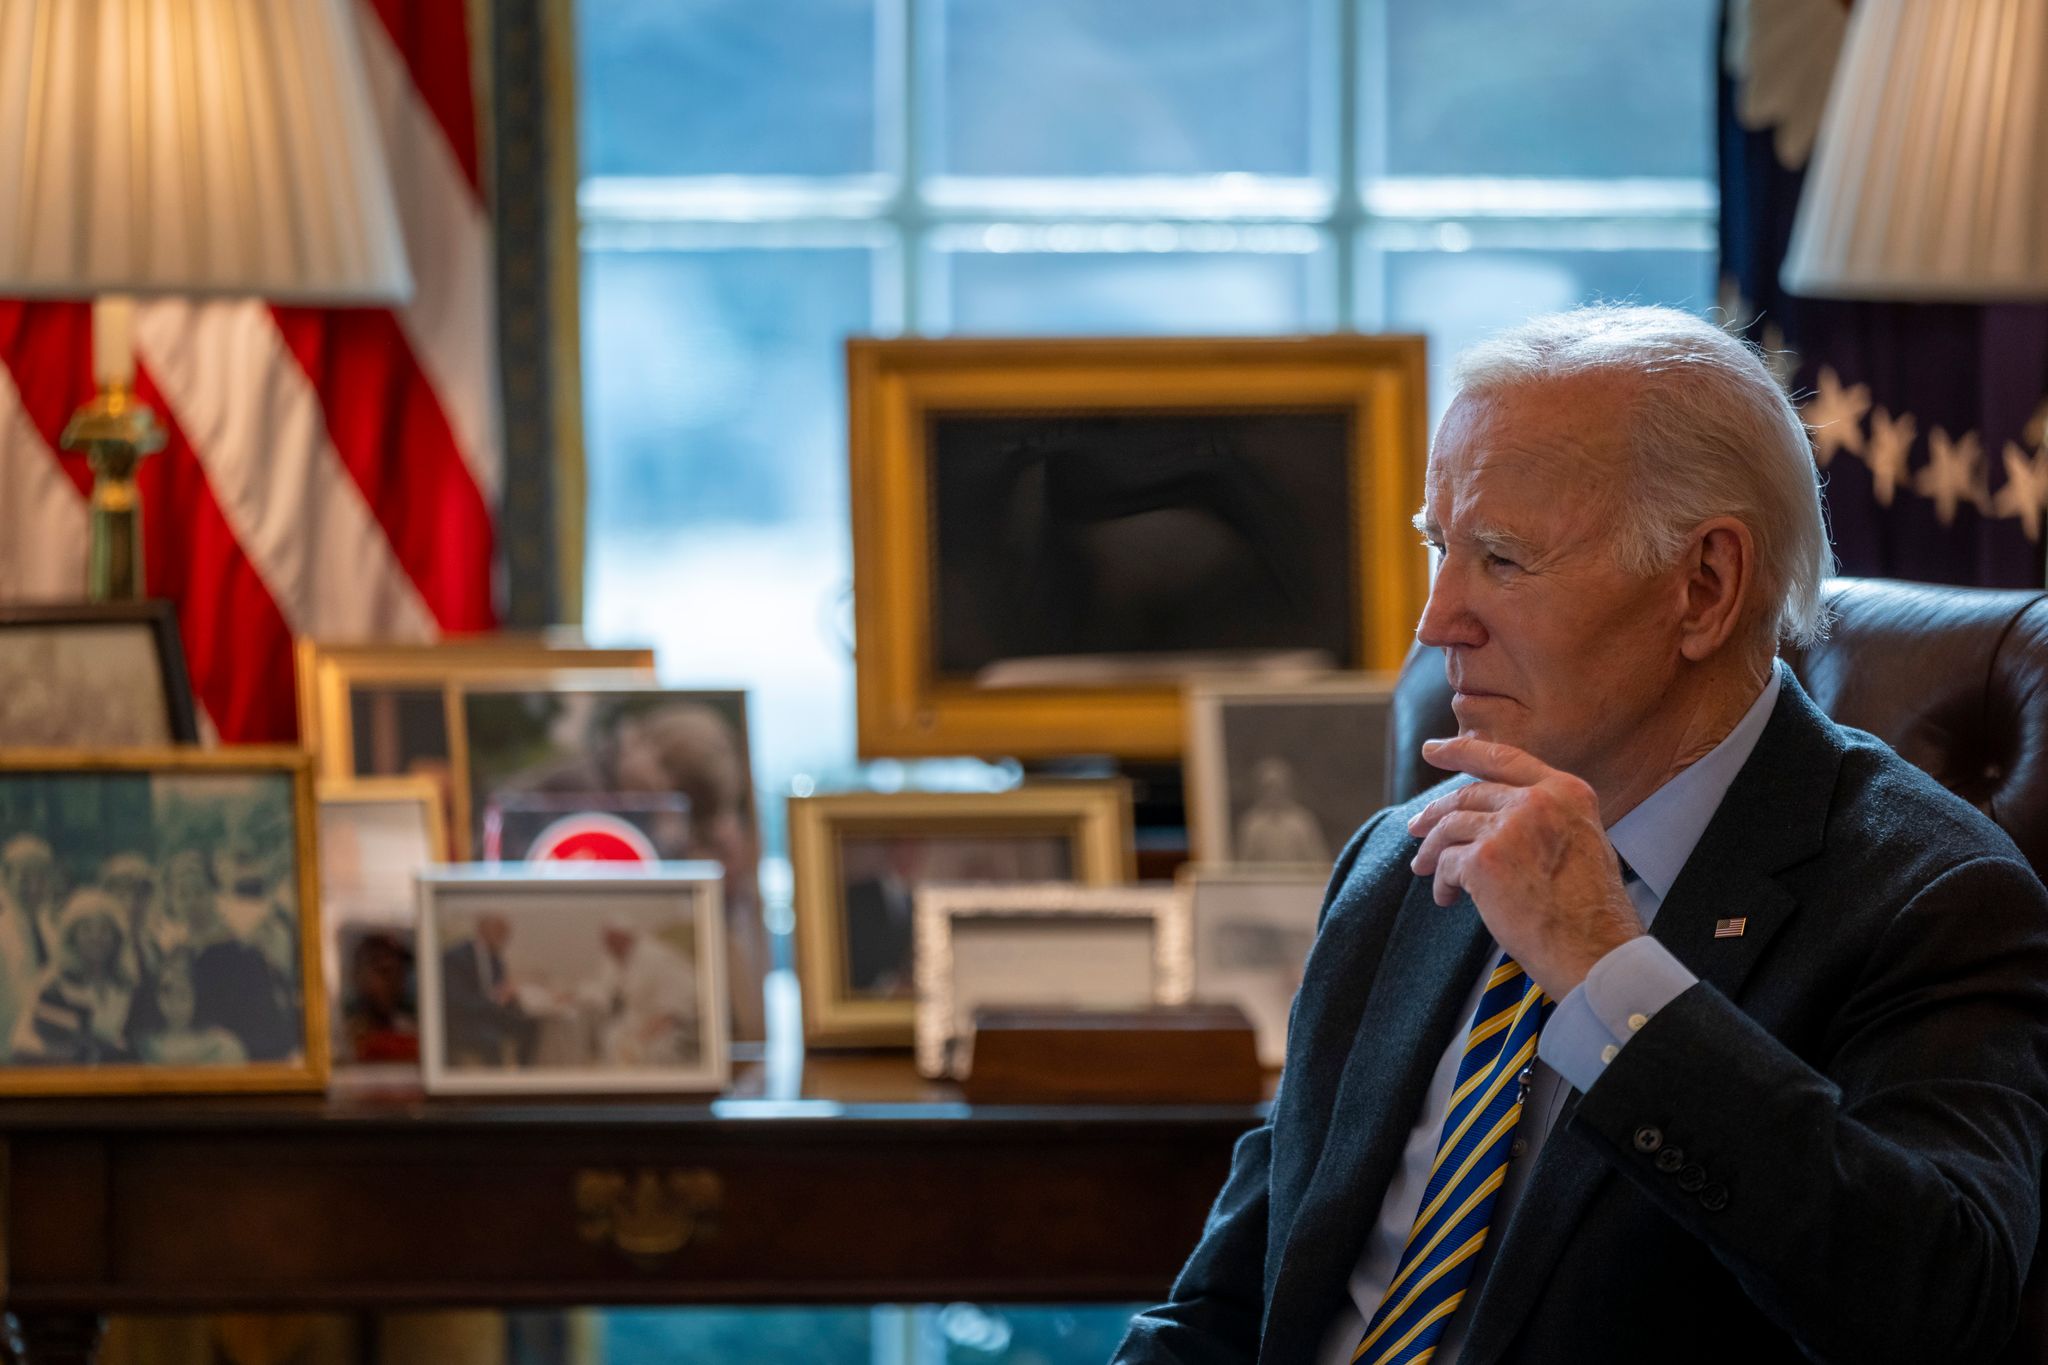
0 1056 1263 1363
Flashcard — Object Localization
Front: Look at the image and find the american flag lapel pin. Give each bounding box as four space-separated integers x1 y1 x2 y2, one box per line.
1714 917 1748 939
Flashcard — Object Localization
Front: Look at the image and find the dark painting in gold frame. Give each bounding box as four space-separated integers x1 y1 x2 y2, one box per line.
847 335 1430 759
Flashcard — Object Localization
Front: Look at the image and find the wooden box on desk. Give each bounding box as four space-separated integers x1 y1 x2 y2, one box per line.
962 1004 1263 1105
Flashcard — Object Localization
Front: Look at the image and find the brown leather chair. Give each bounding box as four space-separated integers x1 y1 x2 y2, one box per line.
1384 575 2048 1361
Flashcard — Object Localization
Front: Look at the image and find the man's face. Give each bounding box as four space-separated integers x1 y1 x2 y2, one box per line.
477 915 511 952
1414 378 1690 786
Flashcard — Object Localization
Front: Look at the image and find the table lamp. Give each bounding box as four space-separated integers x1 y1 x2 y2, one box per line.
0 0 413 598
1781 0 2048 301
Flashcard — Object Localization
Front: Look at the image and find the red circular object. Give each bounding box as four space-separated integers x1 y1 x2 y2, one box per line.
525 812 659 864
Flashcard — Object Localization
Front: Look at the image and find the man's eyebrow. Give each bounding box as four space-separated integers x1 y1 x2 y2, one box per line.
1410 509 1539 560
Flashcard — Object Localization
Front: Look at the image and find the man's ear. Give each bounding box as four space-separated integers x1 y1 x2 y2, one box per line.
1677 517 1753 662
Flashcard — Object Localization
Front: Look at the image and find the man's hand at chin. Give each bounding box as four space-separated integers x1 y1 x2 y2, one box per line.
1405 734 1642 999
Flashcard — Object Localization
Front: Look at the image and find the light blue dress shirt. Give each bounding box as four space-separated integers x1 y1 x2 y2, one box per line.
1315 666 1782 1365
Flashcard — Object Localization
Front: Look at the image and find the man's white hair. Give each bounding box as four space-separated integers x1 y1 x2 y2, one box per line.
1448 304 1833 648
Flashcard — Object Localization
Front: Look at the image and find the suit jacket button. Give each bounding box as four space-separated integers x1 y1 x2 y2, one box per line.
1699 1183 1730 1212
1677 1164 1708 1193
1654 1147 1685 1173
1632 1126 1663 1153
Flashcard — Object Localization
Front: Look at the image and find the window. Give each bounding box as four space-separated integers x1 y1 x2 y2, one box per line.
575 0 1717 867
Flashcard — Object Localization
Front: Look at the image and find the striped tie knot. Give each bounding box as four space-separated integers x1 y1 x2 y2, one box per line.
1353 950 1555 1365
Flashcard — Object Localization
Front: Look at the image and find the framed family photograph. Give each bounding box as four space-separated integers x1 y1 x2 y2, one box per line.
293 635 657 856
0 749 325 1095
789 784 1134 1048
416 864 729 1096
1181 865 1329 1069
457 684 767 1043
1185 674 1396 866
0 601 199 746
847 335 1429 760
913 883 1192 1080
317 776 447 1078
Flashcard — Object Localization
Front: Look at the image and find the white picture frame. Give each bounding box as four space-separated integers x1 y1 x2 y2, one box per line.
912 883 1192 1080
1185 674 1397 866
1181 864 1329 1069
417 863 729 1096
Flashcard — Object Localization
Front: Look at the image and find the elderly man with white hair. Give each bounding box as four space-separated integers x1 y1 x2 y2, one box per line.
577 915 698 1067
1116 306 2048 1364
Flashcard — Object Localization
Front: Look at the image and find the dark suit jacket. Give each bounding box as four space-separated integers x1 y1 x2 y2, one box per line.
441 941 531 1065
1117 672 2048 1364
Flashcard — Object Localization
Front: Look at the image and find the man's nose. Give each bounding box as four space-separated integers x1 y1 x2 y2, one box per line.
1415 560 1483 650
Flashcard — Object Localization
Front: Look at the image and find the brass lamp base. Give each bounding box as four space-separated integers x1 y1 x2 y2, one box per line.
60 385 165 601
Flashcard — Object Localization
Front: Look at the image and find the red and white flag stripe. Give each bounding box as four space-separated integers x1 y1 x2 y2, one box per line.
0 0 502 743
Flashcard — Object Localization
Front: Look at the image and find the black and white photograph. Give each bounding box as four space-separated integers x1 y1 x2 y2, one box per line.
0 602 199 746
459 685 766 1041
318 778 446 1071
929 413 1359 685
1182 866 1328 1068
0 752 324 1094
912 883 1192 1080
1185 676 1396 865
417 865 729 1095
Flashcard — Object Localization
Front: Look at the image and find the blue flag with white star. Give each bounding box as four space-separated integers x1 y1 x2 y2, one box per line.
1719 0 2048 586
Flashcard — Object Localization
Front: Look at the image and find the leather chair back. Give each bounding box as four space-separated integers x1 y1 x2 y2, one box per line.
1383 575 2048 1360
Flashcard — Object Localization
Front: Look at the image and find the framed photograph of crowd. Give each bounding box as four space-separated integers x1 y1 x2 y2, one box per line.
846 335 1429 760
292 635 657 856
457 684 766 1043
416 864 729 1096
0 749 325 1094
1182 865 1329 1068
317 777 447 1077
1185 674 1396 866
913 883 1192 1080
0 601 199 746
789 784 1134 1048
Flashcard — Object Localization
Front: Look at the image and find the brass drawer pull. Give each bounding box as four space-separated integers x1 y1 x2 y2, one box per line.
575 1169 723 1262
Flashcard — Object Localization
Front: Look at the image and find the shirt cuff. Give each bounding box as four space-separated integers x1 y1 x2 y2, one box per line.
1537 936 1698 1093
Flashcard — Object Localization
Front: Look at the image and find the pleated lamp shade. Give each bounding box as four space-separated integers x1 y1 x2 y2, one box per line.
0 0 411 303
1782 0 2048 301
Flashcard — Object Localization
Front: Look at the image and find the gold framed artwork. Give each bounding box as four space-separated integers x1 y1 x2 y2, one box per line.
789 784 1134 1048
316 776 448 1078
293 636 656 856
912 882 1193 1080
847 335 1430 760
0 748 327 1095
1184 673 1397 866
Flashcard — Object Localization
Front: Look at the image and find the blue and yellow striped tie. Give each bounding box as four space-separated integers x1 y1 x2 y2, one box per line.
1353 950 1555 1364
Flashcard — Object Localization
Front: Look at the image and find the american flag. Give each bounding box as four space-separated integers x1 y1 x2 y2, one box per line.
0 0 500 743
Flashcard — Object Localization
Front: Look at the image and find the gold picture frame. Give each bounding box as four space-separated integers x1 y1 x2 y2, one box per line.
912 882 1193 1081
847 335 1430 760
790 784 1135 1048
0 747 328 1096
294 636 656 857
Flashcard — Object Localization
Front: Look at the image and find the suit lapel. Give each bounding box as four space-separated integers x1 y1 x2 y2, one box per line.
1261 872 1493 1364
1454 671 1843 1364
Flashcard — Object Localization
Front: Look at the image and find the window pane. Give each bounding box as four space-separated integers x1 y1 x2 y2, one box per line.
581 247 871 850
935 0 1317 176
578 0 876 177
934 1303 1149 1362
1380 247 1717 417
1375 0 1717 177
940 239 1326 335
603 1306 875 1361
